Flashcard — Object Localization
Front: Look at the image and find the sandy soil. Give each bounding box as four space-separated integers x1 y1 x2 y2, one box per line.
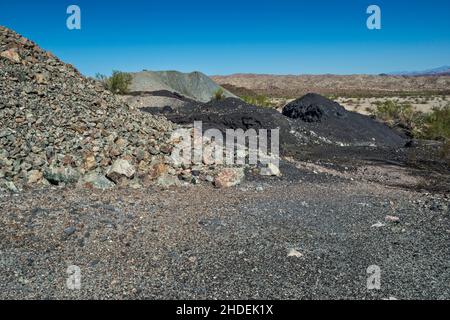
335 95 450 115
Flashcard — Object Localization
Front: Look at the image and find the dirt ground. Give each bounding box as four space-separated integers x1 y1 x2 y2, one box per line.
0 155 448 300
335 95 450 115
271 95 450 114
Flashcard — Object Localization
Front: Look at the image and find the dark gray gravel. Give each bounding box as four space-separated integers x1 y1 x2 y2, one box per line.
0 166 448 300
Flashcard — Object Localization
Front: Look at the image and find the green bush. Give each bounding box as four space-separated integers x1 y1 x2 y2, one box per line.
373 101 450 141
374 101 412 122
96 71 132 95
241 95 274 108
212 88 225 101
420 105 450 141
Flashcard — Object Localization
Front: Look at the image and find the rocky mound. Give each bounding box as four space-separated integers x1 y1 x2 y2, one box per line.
0 26 214 191
122 90 197 111
283 93 406 147
282 93 347 122
129 70 236 102
142 97 299 153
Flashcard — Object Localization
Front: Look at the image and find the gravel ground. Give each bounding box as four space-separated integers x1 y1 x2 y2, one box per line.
0 164 448 300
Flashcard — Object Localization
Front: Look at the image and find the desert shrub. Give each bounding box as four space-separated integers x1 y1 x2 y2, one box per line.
212 88 225 101
374 100 419 128
420 105 450 141
241 95 274 108
373 101 450 141
96 71 132 95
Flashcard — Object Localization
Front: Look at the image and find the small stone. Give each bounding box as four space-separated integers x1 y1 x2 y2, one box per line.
156 174 181 188
35 73 48 84
3 181 19 193
63 226 76 236
148 163 168 180
84 154 96 171
27 170 43 184
81 172 115 190
385 215 400 223
159 144 172 154
44 167 80 185
371 222 386 228
287 248 303 258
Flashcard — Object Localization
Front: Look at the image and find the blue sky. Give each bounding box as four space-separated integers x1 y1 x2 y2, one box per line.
1 0 449 76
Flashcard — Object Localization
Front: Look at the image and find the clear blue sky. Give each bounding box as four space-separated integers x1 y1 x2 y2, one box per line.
1 0 449 76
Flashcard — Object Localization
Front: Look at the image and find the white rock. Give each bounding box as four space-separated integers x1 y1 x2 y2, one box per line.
287 248 303 258
260 163 281 176
106 159 135 183
371 222 386 228
385 215 400 223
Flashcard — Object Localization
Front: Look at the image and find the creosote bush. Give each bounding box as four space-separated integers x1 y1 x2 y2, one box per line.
241 95 274 108
373 100 450 141
212 88 225 101
96 71 132 95
420 105 450 141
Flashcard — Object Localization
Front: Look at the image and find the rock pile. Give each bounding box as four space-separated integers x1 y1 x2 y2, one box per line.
0 26 254 191
128 70 236 102
283 93 406 147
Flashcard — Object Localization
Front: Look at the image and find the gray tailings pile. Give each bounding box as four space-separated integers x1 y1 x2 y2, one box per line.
129 70 236 102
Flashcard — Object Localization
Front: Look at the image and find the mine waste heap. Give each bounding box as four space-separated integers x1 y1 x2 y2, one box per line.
0 26 246 191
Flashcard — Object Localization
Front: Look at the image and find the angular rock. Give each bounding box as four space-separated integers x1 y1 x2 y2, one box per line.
1 48 21 63
287 248 303 258
44 167 80 185
106 159 135 183
214 167 245 188
81 172 115 190
148 163 168 180
385 215 400 223
156 174 181 188
2 181 19 192
83 154 96 171
27 170 43 184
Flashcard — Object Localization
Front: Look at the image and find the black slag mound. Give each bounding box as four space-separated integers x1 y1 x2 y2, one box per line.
283 93 406 147
283 93 347 122
142 98 298 153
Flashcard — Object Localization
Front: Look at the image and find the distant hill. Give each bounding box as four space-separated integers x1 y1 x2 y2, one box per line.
211 73 450 98
388 66 450 77
129 70 236 102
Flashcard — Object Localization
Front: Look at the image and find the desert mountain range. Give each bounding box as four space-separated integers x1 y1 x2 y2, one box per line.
212 73 450 97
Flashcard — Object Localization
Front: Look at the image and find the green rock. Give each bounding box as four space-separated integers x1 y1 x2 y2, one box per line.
81 172 115 190
44 166 80 185
156 174 181 188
